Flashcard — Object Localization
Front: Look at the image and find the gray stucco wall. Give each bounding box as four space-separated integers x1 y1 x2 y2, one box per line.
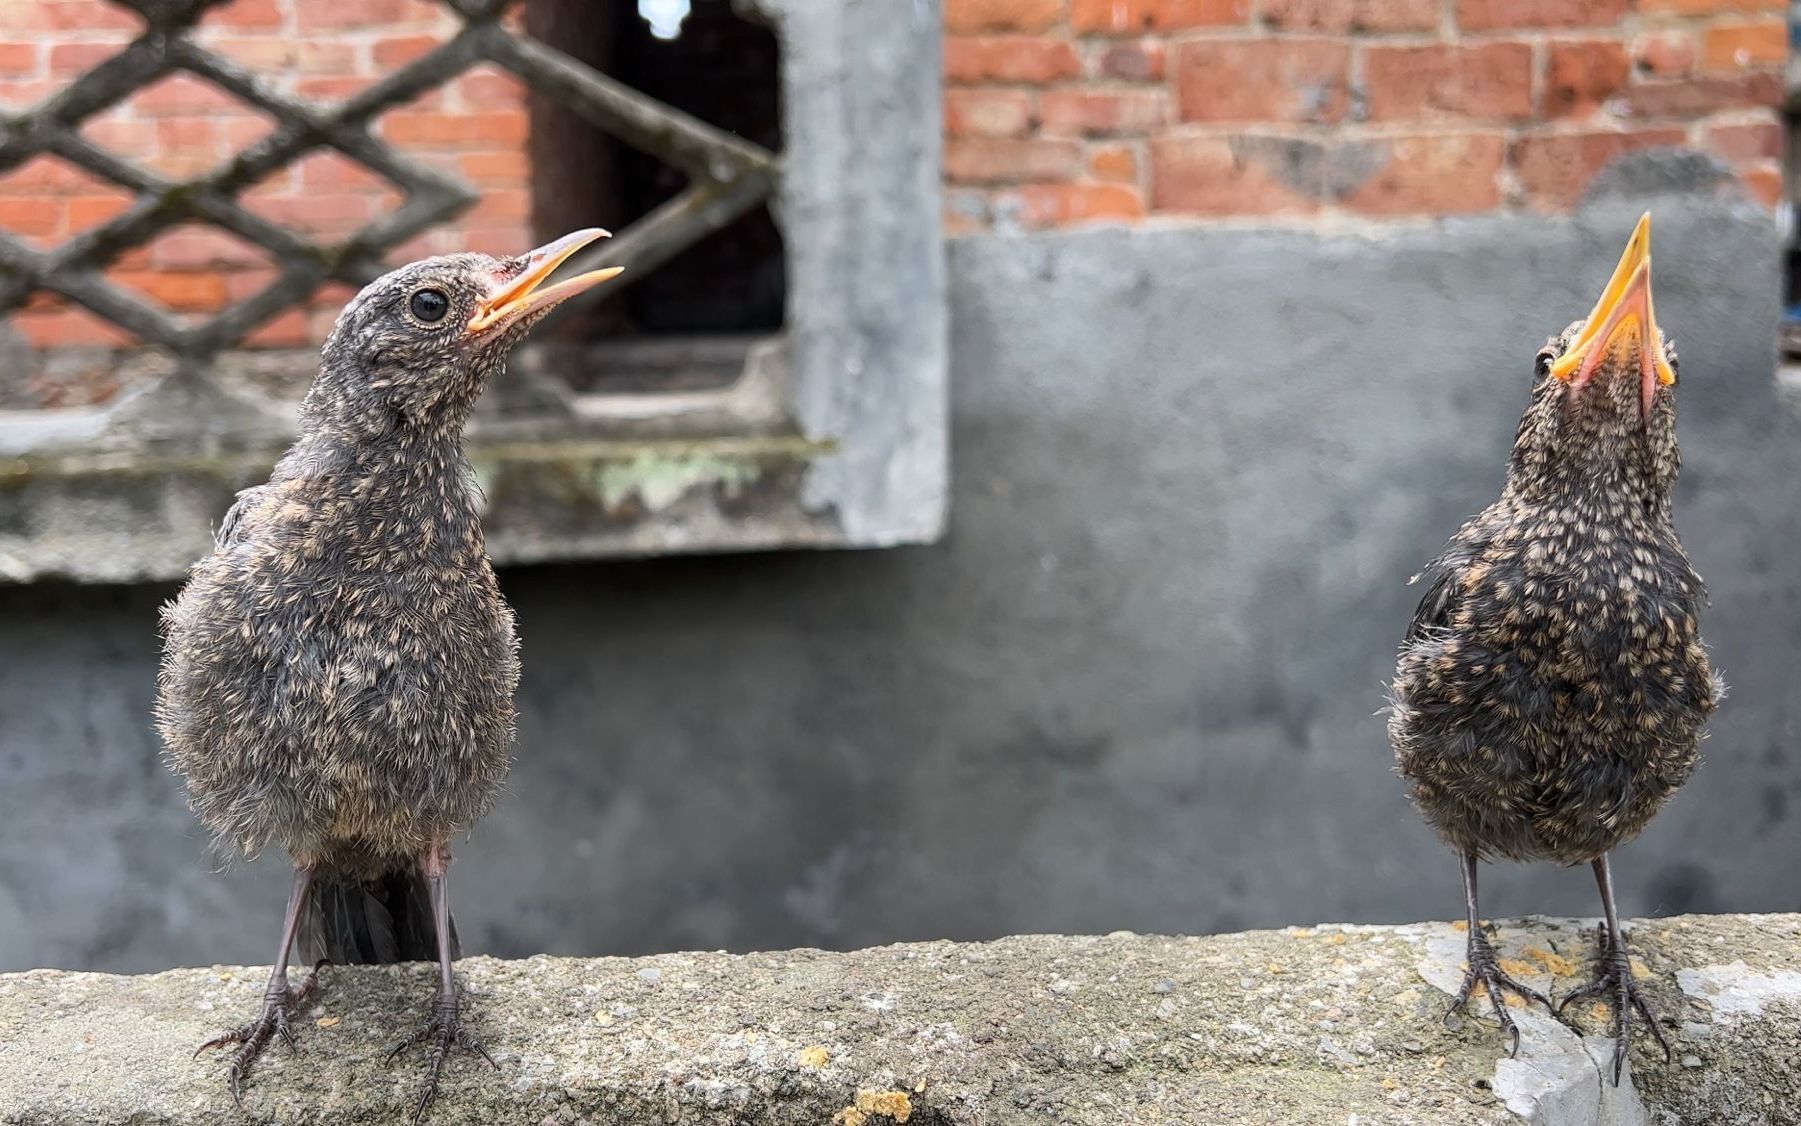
2 195 1796 974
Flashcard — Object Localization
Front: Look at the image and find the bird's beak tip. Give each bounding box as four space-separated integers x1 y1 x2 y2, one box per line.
467 228 620 334
1546 213 1673 403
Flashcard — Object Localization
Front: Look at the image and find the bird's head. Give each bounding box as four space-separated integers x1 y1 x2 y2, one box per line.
306 228 621 434
1509 213 1682 505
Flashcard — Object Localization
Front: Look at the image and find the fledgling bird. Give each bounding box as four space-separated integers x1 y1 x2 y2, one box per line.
156 230 621 1117
1389 214 1720 1081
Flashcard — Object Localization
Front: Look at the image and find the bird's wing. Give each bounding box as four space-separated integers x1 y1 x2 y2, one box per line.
1403 521 1493 644
1403 556 1460 643
214 484 271 550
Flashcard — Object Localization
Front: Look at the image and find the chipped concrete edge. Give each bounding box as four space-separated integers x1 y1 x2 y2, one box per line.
2 917 1799 1125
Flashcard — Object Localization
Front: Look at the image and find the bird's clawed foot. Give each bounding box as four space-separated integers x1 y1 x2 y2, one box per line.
1556 924 1672 1085
1447 924 1554 1057
193 960 328 1104
387 992 496 1122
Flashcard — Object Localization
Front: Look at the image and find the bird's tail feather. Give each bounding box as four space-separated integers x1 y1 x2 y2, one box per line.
293 870 457 966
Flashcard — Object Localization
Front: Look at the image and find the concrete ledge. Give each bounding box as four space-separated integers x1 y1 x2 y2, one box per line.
2 916 1799 1125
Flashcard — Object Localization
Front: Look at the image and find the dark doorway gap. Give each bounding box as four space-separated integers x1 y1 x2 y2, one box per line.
525 0 785 367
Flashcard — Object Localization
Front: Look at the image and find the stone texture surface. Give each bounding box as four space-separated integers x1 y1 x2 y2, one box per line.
2 197 1797 975
3 917 1800 1125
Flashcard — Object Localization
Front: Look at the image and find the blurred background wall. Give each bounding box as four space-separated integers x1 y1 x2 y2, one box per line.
1 0 1799 973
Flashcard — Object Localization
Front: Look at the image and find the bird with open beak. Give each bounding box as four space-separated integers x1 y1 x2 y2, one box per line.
1388 214 1721 1081
158 230 620 1118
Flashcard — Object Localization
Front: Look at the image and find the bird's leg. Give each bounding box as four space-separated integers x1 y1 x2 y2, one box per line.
1446 851 1552 1056
1556 854 1672 1085
387 842 495 1122
195 864 325 1104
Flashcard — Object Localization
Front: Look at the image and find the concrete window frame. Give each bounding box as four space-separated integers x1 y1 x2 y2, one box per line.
0 0 947 584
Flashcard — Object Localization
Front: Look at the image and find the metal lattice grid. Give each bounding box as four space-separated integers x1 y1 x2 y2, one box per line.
0 0 781 434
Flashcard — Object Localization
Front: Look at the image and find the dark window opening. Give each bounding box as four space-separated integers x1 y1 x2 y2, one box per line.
526 0 784 368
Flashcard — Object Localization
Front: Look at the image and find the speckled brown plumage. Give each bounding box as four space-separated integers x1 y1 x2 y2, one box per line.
1388 215 1721 1080
157 230 619 1119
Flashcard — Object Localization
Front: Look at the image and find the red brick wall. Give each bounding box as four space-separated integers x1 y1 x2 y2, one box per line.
943 0 1787 231
0 0 1787 363
0 0 531 360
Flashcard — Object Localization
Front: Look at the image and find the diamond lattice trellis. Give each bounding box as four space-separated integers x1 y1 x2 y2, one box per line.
0 0 780 435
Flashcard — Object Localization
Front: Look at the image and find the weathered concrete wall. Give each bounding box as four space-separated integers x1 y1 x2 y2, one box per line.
2 192 1798 974
4 916 1801 1125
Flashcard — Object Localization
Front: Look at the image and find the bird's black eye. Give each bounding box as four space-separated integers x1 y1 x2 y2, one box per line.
409 288 450 324
1533 350 1554 380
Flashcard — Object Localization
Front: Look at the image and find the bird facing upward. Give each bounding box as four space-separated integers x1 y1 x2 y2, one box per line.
157 229 621 1118
1388 214 1721 1081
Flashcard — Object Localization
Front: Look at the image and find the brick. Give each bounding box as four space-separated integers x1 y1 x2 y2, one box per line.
1149 134 1321 215
10 309 133 349
47 43 118 77
65 194 130 232
1088 143 1140 183
1456 0 1627 30
1263 0 1438 31
0 42 37 76
297 41 359 74
465 189 529 223
944 137 1084 184
996 183 1146 228
1632 32 1697 78
112 269 230 312
0 155 95 194
945 36 1082 84
1362 43 1533 123
241 167 295 199
455 69 525 108
1341 133 1505 215
243 309 311 349
149 118 223 176
222 116 275 150
1623 72 1782 117
379 110 528 150
1174 39 1349 124
458 150 531 186
148 226 266 269
1038 89 1167 136
1068 0 1250 33
76 117 154 158
946 0 1063 33
293 153 391 193
1544 39 1631 119
294 0 441 30
297 77 374 102
1701 118 1782 160
0 79 57 109
5 2 140 32
199 38 299 72
1638 0 1781 12
202 0 282 30
1736 162 1781 207
1701 21 1787 73
131 73 242 117
431 225 532 259
1510 128 1690 209
374 35 441 69
1093 41 1165 82
944 89 1035 138
223 266 280 302
0 197 61 237
245 193 377 234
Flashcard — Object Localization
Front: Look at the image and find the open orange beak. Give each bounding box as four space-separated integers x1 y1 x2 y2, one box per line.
1547 212 1676 418
467 227 623 334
